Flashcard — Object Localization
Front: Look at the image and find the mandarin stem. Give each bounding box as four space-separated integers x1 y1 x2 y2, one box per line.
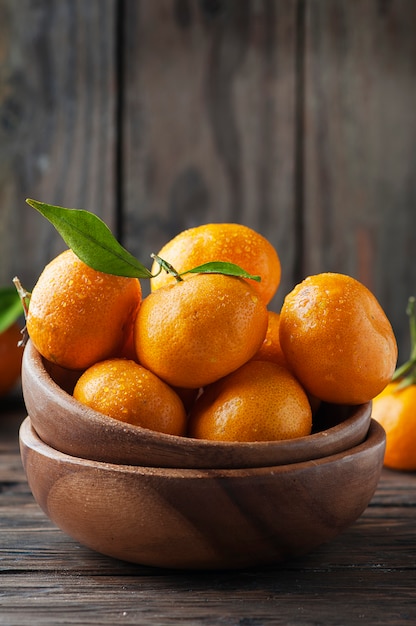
150 254 183 282
12 277 31 318
392 296 416 386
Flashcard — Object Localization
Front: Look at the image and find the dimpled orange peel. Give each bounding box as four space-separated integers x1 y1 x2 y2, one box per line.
73 358 187 436
279 272 398 405
188 360 312 442
135 272 268 389
26 249 142 370
150 223 281 305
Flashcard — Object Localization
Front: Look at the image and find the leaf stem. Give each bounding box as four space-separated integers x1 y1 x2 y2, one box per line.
392 296 416 388
150 254 183 282
13 277 31 318
12 277 31 347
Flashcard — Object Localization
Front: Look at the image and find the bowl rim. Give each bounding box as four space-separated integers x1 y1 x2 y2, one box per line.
19 416 386 479
22 339 372 454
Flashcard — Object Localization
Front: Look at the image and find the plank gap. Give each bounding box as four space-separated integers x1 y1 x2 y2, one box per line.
115 0 126 244
293 0 306 283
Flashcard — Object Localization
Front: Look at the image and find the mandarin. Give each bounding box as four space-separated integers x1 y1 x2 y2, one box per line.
188 360 312 442
26 249 142 370
135 273 268 389
372 382 416 471
279 273 398 405
372 296 416 471
250 311 321 414
73 358 187 436
251 311 289 368
0 322 23 396
150 223 281 305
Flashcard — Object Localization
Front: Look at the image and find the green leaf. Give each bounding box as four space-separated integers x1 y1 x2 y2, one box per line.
26 199 153 278
180 261 261 282
0 287 23 334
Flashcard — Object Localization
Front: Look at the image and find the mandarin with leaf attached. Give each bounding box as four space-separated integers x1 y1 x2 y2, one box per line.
135 273 268 389
150 223 281 305
26 249 142 370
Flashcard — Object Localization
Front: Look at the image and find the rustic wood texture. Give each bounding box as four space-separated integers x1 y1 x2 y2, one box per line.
0 0 415 354
1 399 416 624
302 0 416 359
0 0 116 290
22 340 373 470
19 415 385 570
122 0 297 304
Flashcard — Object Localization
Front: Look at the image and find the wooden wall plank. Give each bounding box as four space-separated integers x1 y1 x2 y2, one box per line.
121 0 298 304
1 0 414 355
302 0 416 358
0 0 117 290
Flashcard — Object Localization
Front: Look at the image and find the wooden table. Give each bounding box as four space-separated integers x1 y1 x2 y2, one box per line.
1 393 415 625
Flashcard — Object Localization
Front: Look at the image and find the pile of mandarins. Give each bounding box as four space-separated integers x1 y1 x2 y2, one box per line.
25 223 398 443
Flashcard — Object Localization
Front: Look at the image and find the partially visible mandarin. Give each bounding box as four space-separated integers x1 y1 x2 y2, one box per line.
188 360 312 442
135 273 268 389
150 223 281 305
251 311 289 368
279 273 398 405
250 311 321 414
172 386 200 414
372 296 416 471
117 325 138 362
0 322 23 396
73 358 187 436
26 249 142 370
372 382 416 471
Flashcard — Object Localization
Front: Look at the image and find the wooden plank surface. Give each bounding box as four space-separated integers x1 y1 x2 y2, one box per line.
121 0 298 304
1 397 416 625
0 0 116 291
1 0 416 355
302 0 416 359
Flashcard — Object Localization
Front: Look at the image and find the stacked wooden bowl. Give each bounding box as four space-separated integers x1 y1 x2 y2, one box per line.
19 340 385 570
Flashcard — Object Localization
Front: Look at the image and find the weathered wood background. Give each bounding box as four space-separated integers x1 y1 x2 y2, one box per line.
1 0 415 359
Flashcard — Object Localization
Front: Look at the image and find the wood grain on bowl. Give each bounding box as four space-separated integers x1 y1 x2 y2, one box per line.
19 417 386 570
22 341 373 469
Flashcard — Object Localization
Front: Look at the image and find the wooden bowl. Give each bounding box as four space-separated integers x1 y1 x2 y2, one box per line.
21 340 372 469
19 417 385 570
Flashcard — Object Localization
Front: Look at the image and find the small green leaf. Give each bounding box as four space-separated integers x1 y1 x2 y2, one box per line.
0 287 23 334
180 261 261 282
26 199 153 278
